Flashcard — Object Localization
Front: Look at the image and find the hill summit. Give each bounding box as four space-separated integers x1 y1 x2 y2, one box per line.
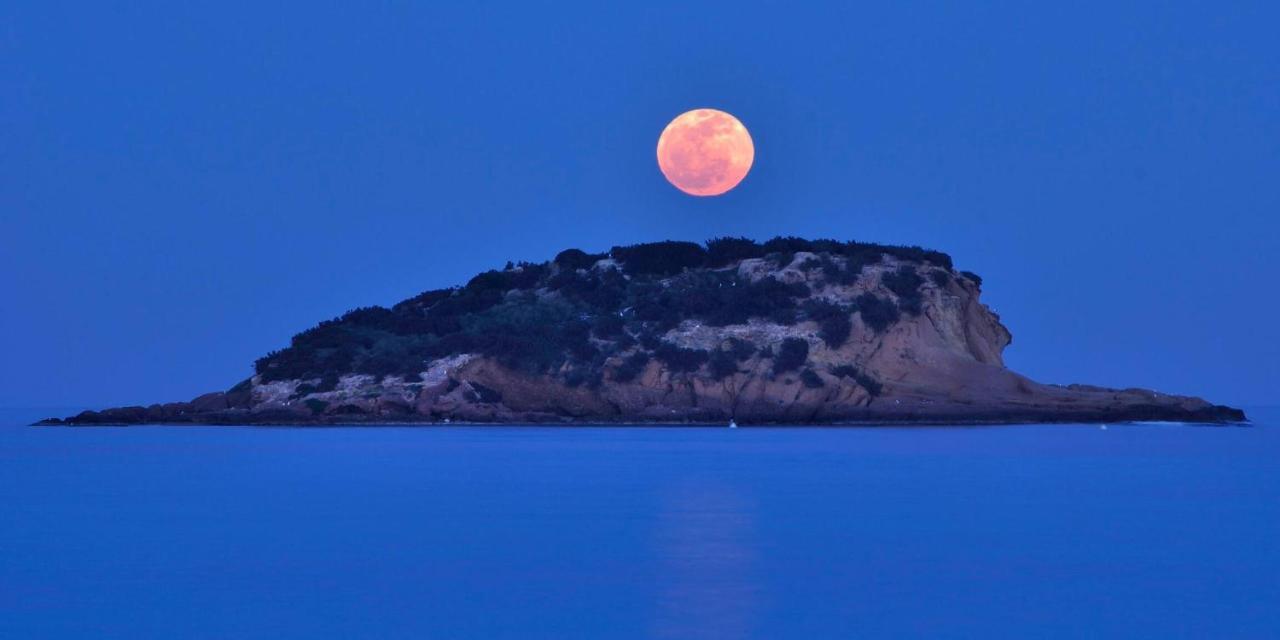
44 237 1244 425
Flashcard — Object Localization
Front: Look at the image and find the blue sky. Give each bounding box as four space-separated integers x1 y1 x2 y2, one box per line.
2 1 1277 408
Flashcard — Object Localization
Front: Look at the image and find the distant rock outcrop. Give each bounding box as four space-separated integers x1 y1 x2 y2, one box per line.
40 237 1245 425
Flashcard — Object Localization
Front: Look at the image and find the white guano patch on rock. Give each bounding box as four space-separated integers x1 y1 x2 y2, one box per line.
665 319 816 351
336 374 378 392
252 378 299 407
422 353 477 386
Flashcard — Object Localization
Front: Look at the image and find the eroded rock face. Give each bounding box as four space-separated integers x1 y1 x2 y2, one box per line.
42 244 1245 426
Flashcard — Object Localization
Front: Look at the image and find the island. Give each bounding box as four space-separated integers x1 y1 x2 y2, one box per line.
39 237 1245 426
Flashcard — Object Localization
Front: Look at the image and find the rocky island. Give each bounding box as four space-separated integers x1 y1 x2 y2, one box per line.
41 237 1245 426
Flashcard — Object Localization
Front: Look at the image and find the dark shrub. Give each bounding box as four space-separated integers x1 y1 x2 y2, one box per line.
831 364 883 396
444 300 592 374
803 300 836 320
547 268 626 310
882 266 925 315
809 238 848 254
817 257 841 277
392 287 455 312
752 276 808 306
919 249 953 270
252 348 299 376
611 241 706 276
705 237 765 267
631 283 669 320
564 367 602 388
504 262 547 289
700 275 809 326
855 293 900 333
810 256 862 286
317 374 340 392
430 286 505 317
583 268 627 309
592 312 625 338
843 249 884 279
708 349 740 380
762 236 815 254
651 272 808 328
882 265 924 297
960 270 983 288
290 321 365 350
255 347 319 381
613 351 651 382
338 306 400 330
726 337 756 361
546 268 581 291
566 335 599 362
803 300 853 348
773 338 809 374
800 369 825 388
614 331 637 350
361 342 420 378
744 280 799 323
819 315 852 348
637 330 663 351
554 248 605 270
769 307 799 325
659 271 734 319
654 342 709 373
632 299 675 328
303 399 329 414
929 270 951 288
257 322 378 381
465 269 514 293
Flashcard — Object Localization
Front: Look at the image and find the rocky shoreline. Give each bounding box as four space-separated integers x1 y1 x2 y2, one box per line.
37 408 1247 427
36 385 1247 426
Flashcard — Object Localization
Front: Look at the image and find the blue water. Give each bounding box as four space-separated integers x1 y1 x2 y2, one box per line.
2 408 1277 639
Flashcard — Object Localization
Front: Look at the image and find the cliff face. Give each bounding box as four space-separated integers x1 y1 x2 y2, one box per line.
44 238 1245 425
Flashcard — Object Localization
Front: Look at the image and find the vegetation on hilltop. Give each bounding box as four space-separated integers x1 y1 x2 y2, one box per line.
253 237 968 391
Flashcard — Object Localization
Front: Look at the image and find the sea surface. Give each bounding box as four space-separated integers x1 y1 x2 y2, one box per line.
2 407 1277 639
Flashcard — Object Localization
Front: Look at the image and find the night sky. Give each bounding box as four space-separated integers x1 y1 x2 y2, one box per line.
3 2 1277 408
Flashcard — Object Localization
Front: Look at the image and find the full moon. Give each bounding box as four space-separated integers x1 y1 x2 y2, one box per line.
656 108 754 196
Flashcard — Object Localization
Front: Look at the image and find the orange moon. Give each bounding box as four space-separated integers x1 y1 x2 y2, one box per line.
656 108 754 196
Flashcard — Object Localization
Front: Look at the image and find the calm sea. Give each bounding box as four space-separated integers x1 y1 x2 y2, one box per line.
2 407 1277 639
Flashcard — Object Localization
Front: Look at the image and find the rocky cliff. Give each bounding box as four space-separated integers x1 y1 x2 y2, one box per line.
41 237 1245 425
